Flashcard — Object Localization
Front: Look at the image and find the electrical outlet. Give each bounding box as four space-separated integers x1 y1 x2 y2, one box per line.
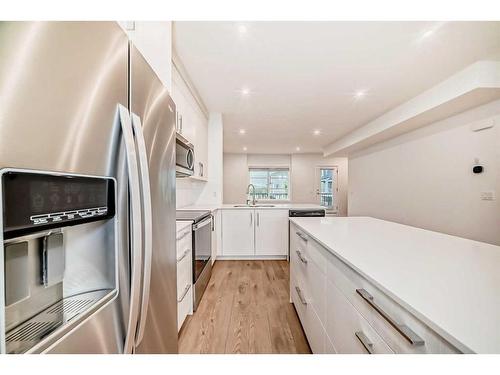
480 191 495 201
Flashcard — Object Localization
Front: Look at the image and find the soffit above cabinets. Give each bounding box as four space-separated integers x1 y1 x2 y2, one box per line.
323 60 500 156
173 21 500 154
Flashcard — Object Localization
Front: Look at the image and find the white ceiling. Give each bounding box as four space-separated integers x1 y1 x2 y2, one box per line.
173 21 500 154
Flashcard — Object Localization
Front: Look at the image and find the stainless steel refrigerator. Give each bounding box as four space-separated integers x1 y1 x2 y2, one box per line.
0 21 177 354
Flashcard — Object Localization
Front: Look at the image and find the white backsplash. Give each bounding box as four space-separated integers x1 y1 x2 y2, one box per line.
176 178 206 208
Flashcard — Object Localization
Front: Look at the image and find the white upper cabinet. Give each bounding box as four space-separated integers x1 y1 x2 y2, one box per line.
171 64 208 180
193 110 208 180
254 209 289 256
222 210 255 256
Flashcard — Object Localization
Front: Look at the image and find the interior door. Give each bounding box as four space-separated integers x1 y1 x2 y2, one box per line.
315 167 338 213
222 210 255 256
255 209 288 256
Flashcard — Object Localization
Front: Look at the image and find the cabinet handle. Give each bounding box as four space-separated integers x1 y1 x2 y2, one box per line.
250 212 253 226
355 331 374 354
257 212 260 226
295 286 307 305
176 229 191 241
177 284 191 303
296 250 308 264
356 289 425 346
179 114 183 133
176 248 190 263
296 231 308 242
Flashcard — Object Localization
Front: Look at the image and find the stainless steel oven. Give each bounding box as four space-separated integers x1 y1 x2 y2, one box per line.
175 133 194 177
176 210 212 311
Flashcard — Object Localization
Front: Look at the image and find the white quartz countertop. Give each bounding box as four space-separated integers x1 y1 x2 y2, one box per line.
289 216 500 353
179 203 324 211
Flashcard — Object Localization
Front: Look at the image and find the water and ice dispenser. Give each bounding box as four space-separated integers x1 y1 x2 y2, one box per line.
0 170 117 353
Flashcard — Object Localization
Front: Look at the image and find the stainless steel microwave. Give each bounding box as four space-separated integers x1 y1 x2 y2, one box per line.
176 133 194 177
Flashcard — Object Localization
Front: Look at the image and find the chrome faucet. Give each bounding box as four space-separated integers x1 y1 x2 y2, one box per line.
246 184 256 206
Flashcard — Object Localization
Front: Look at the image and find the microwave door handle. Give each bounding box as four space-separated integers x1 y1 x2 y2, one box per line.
130 113 153 347
187 148 194 170
117 104 143 354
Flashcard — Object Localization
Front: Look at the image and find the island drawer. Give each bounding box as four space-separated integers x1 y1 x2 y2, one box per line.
325 278 393 354
290 226 326 322
290 274 326 353
323 244 460 354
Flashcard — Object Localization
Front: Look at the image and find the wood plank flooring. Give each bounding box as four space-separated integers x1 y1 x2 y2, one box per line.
178 260 311 354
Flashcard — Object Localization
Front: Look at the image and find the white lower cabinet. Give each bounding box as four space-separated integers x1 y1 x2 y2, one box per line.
221 209 289 257
290 223 456 354
221 209 255 256
176 225 193 331
254 209 288 256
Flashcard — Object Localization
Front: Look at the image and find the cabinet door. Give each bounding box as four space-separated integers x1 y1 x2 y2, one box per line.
193 110 208 179
255 209 288 256
222 210 255 256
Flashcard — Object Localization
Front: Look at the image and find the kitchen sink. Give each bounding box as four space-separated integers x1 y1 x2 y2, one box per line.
233 204 275 208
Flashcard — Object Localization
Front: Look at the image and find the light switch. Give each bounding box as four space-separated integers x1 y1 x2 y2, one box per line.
480 191 495 201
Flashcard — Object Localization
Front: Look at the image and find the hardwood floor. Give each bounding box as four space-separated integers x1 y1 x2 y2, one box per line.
178 260 311 354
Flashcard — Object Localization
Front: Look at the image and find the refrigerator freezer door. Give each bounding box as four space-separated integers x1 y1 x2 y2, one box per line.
130 45 178 353
0 22 130 353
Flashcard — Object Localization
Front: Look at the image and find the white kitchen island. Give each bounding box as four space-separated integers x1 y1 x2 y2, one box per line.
289 216 500 354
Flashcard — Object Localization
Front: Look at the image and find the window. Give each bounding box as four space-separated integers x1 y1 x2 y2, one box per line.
249 168 289 201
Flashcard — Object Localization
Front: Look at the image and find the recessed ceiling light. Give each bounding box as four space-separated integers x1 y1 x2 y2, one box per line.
296 146 301 151
417 22 445 43
241 87 250 96
238 25 248 34
239 129 246 135
313 130 321 136
421 29 434 39
243 146 248 151
354 89 367 100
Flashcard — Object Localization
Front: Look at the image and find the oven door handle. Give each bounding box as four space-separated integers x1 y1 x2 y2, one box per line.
193 217 212 231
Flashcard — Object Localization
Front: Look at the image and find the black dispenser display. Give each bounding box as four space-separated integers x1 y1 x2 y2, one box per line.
2 171 115 239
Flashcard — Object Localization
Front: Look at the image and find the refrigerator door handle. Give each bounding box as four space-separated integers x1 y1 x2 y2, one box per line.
117 104 143 354
130 113 153 346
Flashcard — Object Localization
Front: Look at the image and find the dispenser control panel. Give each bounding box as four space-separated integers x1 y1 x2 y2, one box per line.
1 170 115 239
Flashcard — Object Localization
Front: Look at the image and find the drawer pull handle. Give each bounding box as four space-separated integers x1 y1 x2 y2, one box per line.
177 284 191 303
176 248 190 263
295 286 307 305
356 288 425 346
296 250 308 264
296 232 308 242
355 331 374 354
176 230 191 241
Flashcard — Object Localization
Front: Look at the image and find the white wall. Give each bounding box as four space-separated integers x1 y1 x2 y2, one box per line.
291 154 348 216
223 152 348 215
118 21 172 92
223 153 249 205
349 99 500 245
